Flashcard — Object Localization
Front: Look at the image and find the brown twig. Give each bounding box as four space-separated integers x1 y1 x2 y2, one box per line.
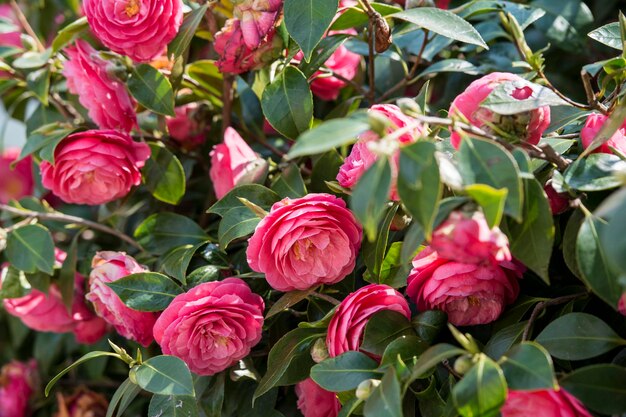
9 0 45 53
521 292 588 341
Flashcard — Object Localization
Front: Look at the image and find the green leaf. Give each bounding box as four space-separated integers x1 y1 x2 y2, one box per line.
0 266 31 299
148 394 199 417
6 224 55 275
465 184 507 228
128 64 175 116
576 216 621 308
209 184 280 216
560 365 626 415
19 124 76 163
461 1 545 30
398 141 442 239
266 288 314 319
506 178 554 284
106 272 183 312
311 351 380 392
254 327 325 401
143 143 186 205
288 115 370 158
589 22 622 50
363 368 403 417
51 17 88 53
360 311 416 357
417 59 481 78
186 265 221 289
412 310 447 344
299 34 351 78
332 2 401 31
26 67 50 106
45 351 121 396
262 66 313 139
482 79 569 114
452 354 506 417
160 243 206 283
409 344 466 382
562 154 626 192
363 205 398 282
135 213 209 255
535 313 626 360
217 206 262 249
168 4 209 58
351 158 392 242
378 242 404 288
381 335 430 367
484 322 527 360
271 163 307 198
599 188 626 275
133 356 195 397
392 8 488 49
457 137 523 221
500 342 556 390
106 378 141 417
13 50 51 69
284 0 338 61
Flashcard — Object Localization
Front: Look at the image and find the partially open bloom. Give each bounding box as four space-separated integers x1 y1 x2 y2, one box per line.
40 130 150 205
82 0 183 62
153 279 264 376
166 103 208 148
233 0 283 49
449 72 551 149
326 284 411 357
210 127 266 199
580 112 626 155
247 193 362 291
63 40 137 132
0 148 33 204
0 360 37 417
295 378 340 417
406 247 523 326
54 388 108 417
431 211 512 265
87 252 157 347
544 181 570 215
501 389 592 417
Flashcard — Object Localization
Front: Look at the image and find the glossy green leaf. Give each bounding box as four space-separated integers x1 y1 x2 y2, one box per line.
588 22 622 50
465 184 507 228
560 365 626 415
409 343 466 382
563 154 626 192
417 59 481 78
148 394 199 417
461 1 545 29
332 2 401 31
361 311 416 357
363 205 398 282
160 243 205 284
482 79 569 114
106 272 183 312
46 351 122 396
128 64 175 116
363 368 402 417
135 213 209 255
168 4 209 58
452 354 507 417
6 224 55 275
133 356 195 397
299 34 351 77
311 351 380 392
381 335 430 367
412 310 447 344
18 124 76 163
352 158 392 242
0 266 31 299
284 0 337 61
217 206 262 249
26 67 50 106
106 378 140 417
209 184 279 215
271 163 307 198
599 188 626 275
266 288 315 319
485 322 527 360
143 143 186 205
288 116 370 158
51 17 88 53
500 342 556 390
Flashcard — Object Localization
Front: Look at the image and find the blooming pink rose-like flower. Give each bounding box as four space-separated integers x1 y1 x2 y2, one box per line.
40 130 150 205
87 252 158 347
233 0 283 49
63 40 137 132
580 112 626 155
210 127 265 199
449 72 551 149
214 18 282 74
166 103 207 147
544 181 570 215
501 389 592 417
295 378 340 417
431 211 512 265
82 0 183 62
0 148 33 204
153 278 264 376
247 193 363 291
337 104 424 199
618 293 626 316
0 360 37 417
0 5 22 48
326 284 411 357
406 247 523 326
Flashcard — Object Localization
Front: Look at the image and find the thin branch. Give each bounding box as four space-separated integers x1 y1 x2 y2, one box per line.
9 0 45 53
311 292 340 306
522 292 588 341
0 203 144 251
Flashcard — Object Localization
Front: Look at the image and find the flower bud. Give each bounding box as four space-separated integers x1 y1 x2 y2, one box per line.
356 379 381 400
311 338 329 363
397 97 422 117
368 111 392 138
453 355 474 375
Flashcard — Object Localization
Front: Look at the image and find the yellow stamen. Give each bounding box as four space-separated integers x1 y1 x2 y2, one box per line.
125 0 141 17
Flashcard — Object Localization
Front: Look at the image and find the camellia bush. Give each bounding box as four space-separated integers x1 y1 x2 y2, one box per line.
2 0 626 416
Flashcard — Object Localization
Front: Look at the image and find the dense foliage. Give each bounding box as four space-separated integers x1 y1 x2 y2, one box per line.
1 0 626 416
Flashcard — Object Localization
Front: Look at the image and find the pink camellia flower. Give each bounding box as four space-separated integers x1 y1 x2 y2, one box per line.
166 103 207 148
449 72 551 149
0 148 33 204
0 5 22 48
82 0 183 62
406 247 523 326
326 284 411 357
233 0 283 49
63 40 137 132
501 389 592 417
54 388 108 417
153 278 264 376
247 193 362 292
210 127 266 199
295 378 341 417
580 112 626 155
544 181 570 215
214 18 282 74
618 294 626 316
430 211 512 265
87 252 158 347
40 130 150 205
0 360 37 417
337 104 424 199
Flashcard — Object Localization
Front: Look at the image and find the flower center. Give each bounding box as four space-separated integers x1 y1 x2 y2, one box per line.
467 295 482 307
125 0 141 18
293 239 313 261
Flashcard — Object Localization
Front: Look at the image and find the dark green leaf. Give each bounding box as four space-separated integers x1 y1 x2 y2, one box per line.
160 243 205 284
168 4 209 58
452 354 506 417
0 266 31 299
288 116 370 158
148 394 199 417
106 378 140 417
363 368 402 417
134 356 195 397
563 154 626 192
271 163 307 198
6 224 55 275
409 344 466 382
482 79 569 114
143 143 186 205
332 2 401 31
26 67 50 106
46 351 122 396
284 0 338 61
363 205 398 282
299 34 351 78
412 310 447 344
361 311 416 357
485 322 527 360
560 365 626 415
588 22 622 50
135 213 209 255
51 17 89 52
107 272 183 312
311 351 380 392
128 64 175 116
19 124 76 163
461 1 545 29
209 184 280 216
186 265 221 289
417 59 481 78
381 335 430 367
599 188 626 275
266 289 314 319
217 206 261 249
501 342 556 390
351 158 392 242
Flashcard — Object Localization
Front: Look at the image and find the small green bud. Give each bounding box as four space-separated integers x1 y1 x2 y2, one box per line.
356 379 381 400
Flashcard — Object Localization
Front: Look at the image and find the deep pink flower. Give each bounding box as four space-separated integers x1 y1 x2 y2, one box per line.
82 0 183 62
406 247 523 326
0 148 33 204
247 193 362 291
295 378 340 417
0 5 22 49
431 211 512 265
0 360 37 417
618 293 626 316
87 252 158 347
166 103 207 148
63 40 137 132
326 284 410 357
40 130 150 205
233 0 283 49
544 181 570 215
153 279 264 376
210 127 265 199
501 389 592 417
580 112 626 155
449 72 550 149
